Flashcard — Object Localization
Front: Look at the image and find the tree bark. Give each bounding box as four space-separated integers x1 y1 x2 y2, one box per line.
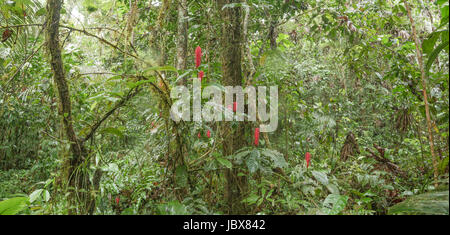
403 0 439 188
176 0 188 85
46 0 92 214
218 0 248 214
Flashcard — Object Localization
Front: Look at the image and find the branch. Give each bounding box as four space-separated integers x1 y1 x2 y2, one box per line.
82 87 141 143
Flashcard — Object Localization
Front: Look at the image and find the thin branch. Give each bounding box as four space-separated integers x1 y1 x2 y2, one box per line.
82 87 141 143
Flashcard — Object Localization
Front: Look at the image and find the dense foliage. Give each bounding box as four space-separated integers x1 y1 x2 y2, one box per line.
0 0 448 215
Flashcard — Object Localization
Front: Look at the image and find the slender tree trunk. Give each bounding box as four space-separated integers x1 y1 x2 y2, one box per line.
268 21 278 50
46 0 93 214
218 0 248 214
403 0 439 188
176 0 188 85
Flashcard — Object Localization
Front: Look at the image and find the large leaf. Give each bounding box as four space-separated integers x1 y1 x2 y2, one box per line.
261 149 288 169
322 194 348 215
100 127 124 138
422 31 441 54
246 150 260 173
29 189 43 203
216 157 232 169
312 170 329 185
156 201 189 215
388 191 449 215
0 197 29 215
425 39 449 74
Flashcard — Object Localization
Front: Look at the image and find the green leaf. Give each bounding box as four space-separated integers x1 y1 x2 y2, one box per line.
441 5 449 26
322 194 349 215
425 40 449 74
242 194 260 205
261 149 288 169
312 170 329 185
126 77 156 89
422 31 441 54
216 157 232 169
234 149 251 160
246 150 260 173
35 8 46 17
388 191 449 215
326 183 340 195
100 127 124 138
43 190 50 202
437 0 447 6
0 197 29 215
157 201 189 215
29 189 43 203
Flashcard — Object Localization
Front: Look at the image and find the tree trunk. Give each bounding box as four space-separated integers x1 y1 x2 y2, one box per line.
218 0 248 214
404 0 439 188
176 0 188 85
46 0 92 214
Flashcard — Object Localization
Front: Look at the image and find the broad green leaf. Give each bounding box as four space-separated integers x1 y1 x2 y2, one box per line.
422 31 440 54
388 191 449 215
35 8 46 16
0 197 29 215
242 194 259 205
322 194 349 215
246 150 260 173
29 189 43 203
326 183 340 195
425 40 449 74
100 127 124 138
216 157 232 169
126 77 156 89
261 149 288 169
312 170 329 185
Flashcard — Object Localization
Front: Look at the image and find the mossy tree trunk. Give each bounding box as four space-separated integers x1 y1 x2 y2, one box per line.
46 0 93 214
218 0 248 214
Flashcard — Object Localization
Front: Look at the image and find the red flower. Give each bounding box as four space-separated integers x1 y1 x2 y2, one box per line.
198 70 204 81
198 132 201 138
254 128 260 146
207 130 211 138
195 46 202 68
115 196 120 205
233 102 237 112
305 152 311 168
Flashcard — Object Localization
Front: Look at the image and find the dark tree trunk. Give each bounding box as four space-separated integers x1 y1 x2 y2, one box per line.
176 0 188 85
46 0 93 214
218 0 248 214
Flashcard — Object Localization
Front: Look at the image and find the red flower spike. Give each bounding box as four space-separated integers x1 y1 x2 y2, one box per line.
195 46 202 68
198 132 201 138
207 130 211 138
254 128 260 146
115 196 120 205
233 102 237 112
305 152 311 168
198 70 204 81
